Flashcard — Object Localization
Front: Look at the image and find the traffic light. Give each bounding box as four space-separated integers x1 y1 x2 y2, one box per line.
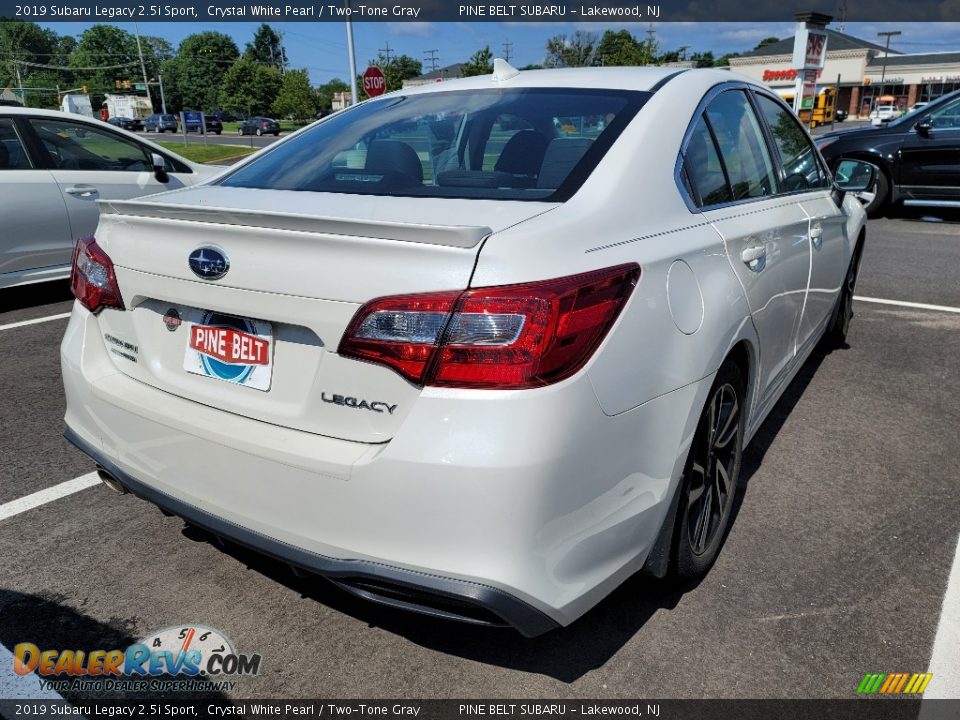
115 80 121 89
81 85 88 94
123 80 132 90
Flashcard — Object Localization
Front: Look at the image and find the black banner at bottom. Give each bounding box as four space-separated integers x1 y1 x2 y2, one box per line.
2 700 960 720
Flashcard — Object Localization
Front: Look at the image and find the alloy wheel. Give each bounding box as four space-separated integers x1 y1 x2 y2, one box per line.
686 383 739 556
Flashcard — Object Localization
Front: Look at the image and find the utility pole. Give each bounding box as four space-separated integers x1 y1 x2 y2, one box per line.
678 45 689 61
838 0 848 31
156 72 167 113
14 61 24 105
379 41 393 63
876 30 901 111
423 49 439 72
132 21 154 109
345 0 358 105
502 38 513 62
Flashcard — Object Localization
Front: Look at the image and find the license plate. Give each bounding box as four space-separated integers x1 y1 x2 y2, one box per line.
183 313 273 391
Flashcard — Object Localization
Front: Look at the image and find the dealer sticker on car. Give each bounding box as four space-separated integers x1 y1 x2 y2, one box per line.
182 310 273 391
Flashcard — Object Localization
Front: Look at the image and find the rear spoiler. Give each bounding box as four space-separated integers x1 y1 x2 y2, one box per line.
97 199 491 249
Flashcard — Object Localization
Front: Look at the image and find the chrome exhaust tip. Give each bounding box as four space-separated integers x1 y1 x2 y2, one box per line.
96 467 128 495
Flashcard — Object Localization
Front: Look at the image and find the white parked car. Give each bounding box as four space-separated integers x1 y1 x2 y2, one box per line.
869 104 901 124
62 64 873 635
0 107 219 289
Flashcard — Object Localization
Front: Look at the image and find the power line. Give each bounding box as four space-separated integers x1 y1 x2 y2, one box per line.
423 49 439 71
378 41 393 63
14 59 139 71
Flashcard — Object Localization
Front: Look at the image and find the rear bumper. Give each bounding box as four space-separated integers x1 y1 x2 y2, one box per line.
62 304 707 634
64 426 558 636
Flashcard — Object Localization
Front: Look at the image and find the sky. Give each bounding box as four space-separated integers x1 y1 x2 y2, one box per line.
36 21 960 86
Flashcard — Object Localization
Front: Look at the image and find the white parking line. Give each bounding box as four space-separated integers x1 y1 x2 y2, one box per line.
0 643 69 701
0 312 71 332
921 533 960 702
0 473 100 522
854 296 960 314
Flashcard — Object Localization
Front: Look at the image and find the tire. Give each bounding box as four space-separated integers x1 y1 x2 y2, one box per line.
256 128 263 136
215 131 221 136
824 240 864 348
274 132 280 136
672 361 746 582
862 168 889 218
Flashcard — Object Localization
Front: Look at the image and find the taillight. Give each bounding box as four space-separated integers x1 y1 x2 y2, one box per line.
70 237 124 314
339 264 639 389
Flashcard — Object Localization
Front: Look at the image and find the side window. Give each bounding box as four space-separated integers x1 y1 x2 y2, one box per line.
683 117 732 206
0 119 33 169
754 94 831 192
29 118 151 172
927 97 960 129
705 90 778 201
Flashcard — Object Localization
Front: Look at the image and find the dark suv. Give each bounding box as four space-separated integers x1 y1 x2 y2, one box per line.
817 89 960 216
143 113 179 133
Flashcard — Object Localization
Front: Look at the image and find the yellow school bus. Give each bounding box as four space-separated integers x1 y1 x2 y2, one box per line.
777 87 838 128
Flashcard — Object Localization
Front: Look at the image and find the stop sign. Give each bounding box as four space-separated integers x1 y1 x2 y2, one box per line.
363 66 387 97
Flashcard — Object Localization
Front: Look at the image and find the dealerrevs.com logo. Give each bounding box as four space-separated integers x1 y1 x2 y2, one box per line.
13 625 261 693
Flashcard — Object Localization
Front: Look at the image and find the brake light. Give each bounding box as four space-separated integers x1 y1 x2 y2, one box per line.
339 264 639 389
70 237 124 314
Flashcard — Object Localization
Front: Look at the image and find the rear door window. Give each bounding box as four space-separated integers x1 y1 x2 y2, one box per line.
704 90 778 201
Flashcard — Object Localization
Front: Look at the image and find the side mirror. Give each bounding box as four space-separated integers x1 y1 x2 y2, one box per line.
834 158 877 192
151 152 169 183
916 119 934 137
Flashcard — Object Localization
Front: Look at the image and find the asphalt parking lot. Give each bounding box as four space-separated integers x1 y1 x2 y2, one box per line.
1 209 958 701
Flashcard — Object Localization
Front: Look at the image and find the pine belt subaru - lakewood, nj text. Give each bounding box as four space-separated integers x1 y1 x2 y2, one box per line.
61 63 874 635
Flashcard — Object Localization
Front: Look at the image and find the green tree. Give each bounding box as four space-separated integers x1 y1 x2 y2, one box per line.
461 46 493 77
755 37 781 50
690 51 715 68
162 32 239 112
219 57 282 116
272 69 315 121
544 31 597 68
68 25 139 108
0 20 62 106
244 23 286 72
315 78 349 110
594 30 643 66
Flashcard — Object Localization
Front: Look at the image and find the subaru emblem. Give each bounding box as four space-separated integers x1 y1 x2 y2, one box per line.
188 246 229 280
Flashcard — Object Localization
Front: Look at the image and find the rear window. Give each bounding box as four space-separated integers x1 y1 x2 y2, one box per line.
219 88 648 201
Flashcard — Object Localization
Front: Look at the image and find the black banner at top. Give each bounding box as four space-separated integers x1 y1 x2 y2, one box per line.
1 0 958 22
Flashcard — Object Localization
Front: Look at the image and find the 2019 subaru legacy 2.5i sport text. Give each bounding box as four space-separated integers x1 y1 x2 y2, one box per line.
61 63 873 636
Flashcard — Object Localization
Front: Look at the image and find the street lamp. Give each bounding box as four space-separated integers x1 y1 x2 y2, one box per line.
876 30 902 111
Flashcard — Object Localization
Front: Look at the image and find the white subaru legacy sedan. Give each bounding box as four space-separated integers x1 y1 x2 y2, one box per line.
62 64 873 636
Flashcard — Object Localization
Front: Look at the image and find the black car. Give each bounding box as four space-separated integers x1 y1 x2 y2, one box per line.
107 116 143 132
817 89 960 216
183 112 223 135
239 117 280 136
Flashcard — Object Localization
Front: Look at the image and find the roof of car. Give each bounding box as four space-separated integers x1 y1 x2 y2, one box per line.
393 66 701 97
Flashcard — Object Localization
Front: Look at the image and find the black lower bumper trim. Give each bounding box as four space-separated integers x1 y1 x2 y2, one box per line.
64 426 560 638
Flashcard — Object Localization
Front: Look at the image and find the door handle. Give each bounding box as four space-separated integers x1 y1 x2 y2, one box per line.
810 223 823 250
65 186 99 198
740 244 767 272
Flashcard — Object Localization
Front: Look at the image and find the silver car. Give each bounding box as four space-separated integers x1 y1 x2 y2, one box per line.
0 107 218 290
